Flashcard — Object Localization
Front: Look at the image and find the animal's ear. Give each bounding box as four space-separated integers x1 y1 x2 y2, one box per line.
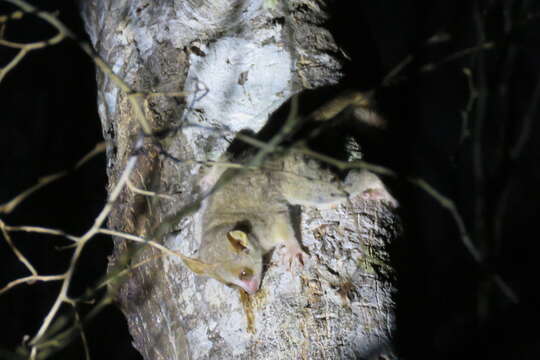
227 230 249 253
182 257 213 275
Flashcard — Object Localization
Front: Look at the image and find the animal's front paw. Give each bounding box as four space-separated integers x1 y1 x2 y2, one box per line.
282 244 308 271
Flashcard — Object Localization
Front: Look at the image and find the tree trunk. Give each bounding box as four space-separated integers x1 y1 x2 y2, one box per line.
81 1 400 359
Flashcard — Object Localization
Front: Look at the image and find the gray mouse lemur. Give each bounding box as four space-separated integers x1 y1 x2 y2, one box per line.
181 92 397 294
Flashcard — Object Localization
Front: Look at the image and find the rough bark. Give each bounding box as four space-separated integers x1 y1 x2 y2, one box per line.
81 1 400 359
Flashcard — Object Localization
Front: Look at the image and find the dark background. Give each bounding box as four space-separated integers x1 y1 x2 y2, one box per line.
1 0 540 359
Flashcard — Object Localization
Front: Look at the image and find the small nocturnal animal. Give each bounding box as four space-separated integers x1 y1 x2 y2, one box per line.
179 91 397 294
181 150 397 294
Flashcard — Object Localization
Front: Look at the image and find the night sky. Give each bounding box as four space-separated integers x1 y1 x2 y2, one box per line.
1 1 540 359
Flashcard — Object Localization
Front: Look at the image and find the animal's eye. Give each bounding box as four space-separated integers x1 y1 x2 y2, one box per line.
238 267 253 280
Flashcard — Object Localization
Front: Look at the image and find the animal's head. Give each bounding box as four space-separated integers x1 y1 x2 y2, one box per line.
182 230 263 294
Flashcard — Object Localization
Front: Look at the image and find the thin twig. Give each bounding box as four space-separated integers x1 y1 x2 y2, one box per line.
0 220 37 276
96 254 163 290
3 0 190 135
126 178 175 201
472 1 488 263
0 274 64 295
511 72 540 159
0 171 67 214
410 178 518 304
29 135 144 354
0 29 64 83
421 42 495 73
2 224 78 242
98 228 184 260
72 308 91 360
382 55 413 87
0 141 105 214
76 142 106 169
460 68 477 144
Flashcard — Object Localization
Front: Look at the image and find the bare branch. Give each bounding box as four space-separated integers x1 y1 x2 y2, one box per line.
0 274 64 296
2 0 190 135
2 224 77 242
460 68 477 144
126 178 176 201
0 141 105 215
29 135 144 354
511 73 540 159
0 219 37 276
420 42 495 73
73 309 91 360
409 178 518 304
0 171 68 215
